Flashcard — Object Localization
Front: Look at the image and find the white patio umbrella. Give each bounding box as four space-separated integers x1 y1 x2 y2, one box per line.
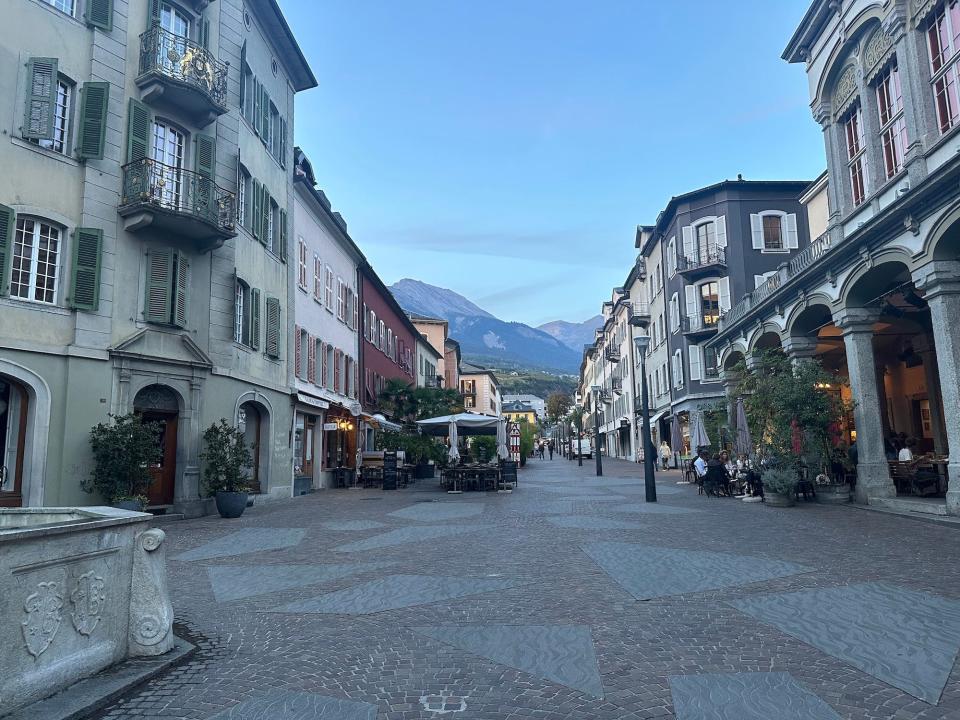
448 420 460 463
496 417 510 460
690 410 711 452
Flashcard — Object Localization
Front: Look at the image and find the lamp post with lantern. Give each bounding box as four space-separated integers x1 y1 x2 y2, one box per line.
590 385 603 477
633 335 657 503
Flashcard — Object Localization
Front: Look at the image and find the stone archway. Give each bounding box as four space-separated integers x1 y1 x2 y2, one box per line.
0 359 50 507
238 399 271 494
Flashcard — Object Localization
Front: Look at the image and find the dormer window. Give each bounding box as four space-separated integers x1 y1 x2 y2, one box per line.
875 63 908 178
927 1 960 134
843 107 867 206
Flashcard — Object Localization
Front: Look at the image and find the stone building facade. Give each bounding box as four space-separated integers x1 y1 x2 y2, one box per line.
0 0 314 514
711 0 960 515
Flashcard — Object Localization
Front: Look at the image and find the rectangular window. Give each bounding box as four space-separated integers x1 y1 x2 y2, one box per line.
266 199 277 253
313 255 323 301
844 107 867 206
699 282 720 328
28 79 72 155
12 217 60 304
928 1 960 134
325 267 334 309
337 278 345 320
43 0 76 15
704 347 719 379
762 215 783 250
234 280 251 345
695 222 716 264
237 166 250 228
876 63 908 179
297 238 307 289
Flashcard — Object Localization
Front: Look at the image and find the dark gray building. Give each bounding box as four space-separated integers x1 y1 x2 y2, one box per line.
655 180 812 449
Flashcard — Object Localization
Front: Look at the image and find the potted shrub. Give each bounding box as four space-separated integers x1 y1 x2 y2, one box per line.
202 419 252 518
761 468 797 507
84 413 162 511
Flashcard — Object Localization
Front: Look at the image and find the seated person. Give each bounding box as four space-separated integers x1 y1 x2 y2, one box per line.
898 438 917 463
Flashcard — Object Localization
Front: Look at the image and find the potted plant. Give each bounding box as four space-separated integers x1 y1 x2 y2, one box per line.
201 419 252 518
761 467 797 507
84 413 162 511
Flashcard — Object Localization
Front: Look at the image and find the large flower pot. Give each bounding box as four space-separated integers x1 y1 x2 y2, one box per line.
215 491 248 518
816 483 851 504
764 492 795 508
113 499 145 512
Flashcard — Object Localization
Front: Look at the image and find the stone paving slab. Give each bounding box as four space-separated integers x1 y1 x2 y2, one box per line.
605 503 700 515
206 562 395 602
669 672 842 720
387 501 485 522
265 574 522 614
546 516 643 530
414 625 604 698
172 528 306 561
582 541 812 599
333 524 494 552
731 582 960 704
206 690 377 719
507 500 575 515
560 494 629 502
320 520 386 531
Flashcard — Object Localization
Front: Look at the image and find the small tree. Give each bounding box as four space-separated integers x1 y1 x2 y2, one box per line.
84 413 162 504
546 392 572 423
517 418 536 466
472 436 497 462
201 419 252 495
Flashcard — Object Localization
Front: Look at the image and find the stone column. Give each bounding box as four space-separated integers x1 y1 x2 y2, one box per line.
914 265 960 514
834 309 895 504
782 336 818 366
915 336 948 456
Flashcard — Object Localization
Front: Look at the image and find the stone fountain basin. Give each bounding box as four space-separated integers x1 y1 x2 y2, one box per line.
0 507 172 716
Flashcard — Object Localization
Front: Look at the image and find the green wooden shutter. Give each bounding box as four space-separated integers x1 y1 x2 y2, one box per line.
198 19 210 49
279 208 288 262
144 248 173 323
265 296 280 358
250 287 261 349
263 188 271 248
173 252 189 327
0 204 14 297
261 90 271 145
23 57 58 141
125 97 152 163
77 82 110 160
84 0 113 31
252 179 262 241
252 79 261 135
69 228 102 311
194 134 216 178
147 0 161 27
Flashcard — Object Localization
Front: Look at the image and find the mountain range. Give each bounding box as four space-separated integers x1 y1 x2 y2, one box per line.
390 279 596 374
537 316 603 354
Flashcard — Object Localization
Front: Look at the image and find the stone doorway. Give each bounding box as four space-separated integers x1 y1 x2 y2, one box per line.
134 384 180 507
0 376 28 507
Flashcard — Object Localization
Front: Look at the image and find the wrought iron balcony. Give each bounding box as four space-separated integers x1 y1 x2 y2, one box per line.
599 389 613 404
611 377 623 394
136 27 228 125
119 158 236 248
677 247 727 279
605 347 621 363
629 301 651 327
681 314 719 338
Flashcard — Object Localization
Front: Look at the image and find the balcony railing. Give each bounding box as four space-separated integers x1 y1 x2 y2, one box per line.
605 347 621 363
789 232 833 276
120 158 236 239
677 247 727 274
138 26 228 118
753 272 783 305
611 377 623 393
681 314 719 335
629 301 651 327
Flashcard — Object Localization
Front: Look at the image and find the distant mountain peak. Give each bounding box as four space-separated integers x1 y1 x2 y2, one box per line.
389 279 580 373
538 315 604 352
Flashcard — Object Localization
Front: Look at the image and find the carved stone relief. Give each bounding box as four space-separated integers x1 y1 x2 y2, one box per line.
22 581 63 658
70 571 106 636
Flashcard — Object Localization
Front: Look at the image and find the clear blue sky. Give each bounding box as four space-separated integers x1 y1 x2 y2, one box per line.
285 0 825 327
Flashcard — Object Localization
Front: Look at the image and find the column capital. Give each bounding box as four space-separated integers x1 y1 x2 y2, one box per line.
812 101 832 128
912 261 960 300
833 308 880 335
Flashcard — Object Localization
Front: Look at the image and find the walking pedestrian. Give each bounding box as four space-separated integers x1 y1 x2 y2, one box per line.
548 440 554 460
660 441 671 471
538 441 545 460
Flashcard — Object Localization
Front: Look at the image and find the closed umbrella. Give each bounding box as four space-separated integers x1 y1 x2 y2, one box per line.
690 410 711 452
670 415 683 456
448 420 460 463
734 398 752 457
496 417 510 460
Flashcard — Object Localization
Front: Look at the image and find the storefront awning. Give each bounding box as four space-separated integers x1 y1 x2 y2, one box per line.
361 413 403 432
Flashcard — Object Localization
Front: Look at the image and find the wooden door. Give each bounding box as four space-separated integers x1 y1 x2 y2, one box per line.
143 411 177 506
0 381 27 508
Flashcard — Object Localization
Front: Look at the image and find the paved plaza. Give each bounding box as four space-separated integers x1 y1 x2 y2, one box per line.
97 459 960 720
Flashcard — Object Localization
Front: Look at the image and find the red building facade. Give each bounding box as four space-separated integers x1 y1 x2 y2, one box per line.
358 265 418 414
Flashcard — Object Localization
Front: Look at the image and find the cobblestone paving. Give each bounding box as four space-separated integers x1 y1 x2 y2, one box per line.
97 458 960 719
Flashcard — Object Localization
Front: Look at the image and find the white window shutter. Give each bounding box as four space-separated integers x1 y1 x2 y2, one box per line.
682 225 695 261
715 216 727 248
668 237 676 275
684 285 697 321
751 214 764 249
689 344 702 382
719 276 731 312
786 213 799 249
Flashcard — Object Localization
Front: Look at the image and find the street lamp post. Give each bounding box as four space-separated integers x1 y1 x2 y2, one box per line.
634 336 656 502
591 385 603 477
